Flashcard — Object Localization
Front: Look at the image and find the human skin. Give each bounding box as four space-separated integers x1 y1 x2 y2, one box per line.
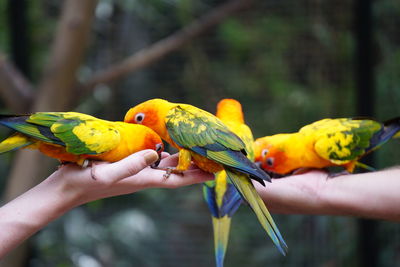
255 167 400 221
0 150 213 258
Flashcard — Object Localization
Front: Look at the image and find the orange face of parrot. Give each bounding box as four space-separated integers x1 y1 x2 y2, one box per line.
254 138 289 174
124 99 169 139
124 99 179 148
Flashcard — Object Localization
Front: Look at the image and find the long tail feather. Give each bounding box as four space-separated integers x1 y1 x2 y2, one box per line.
366 117 400 152
226 169 288 255
212 216 231 267
0 133 32 153
203 172 242 267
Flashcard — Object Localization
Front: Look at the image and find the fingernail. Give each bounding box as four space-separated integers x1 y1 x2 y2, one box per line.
144 150 159 165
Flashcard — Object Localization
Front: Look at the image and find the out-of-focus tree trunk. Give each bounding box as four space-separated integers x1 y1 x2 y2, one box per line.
0 55 33 113
0 1 97 266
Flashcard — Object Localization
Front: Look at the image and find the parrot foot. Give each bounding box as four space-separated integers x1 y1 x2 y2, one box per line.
57 161 68 169
82 159 90 168
163 167 184 179
292 167 314 175
151 167 184 179
90 162 99 180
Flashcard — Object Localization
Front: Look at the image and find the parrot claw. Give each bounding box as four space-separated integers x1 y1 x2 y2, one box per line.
155 167 184 179
82 159 90 168
90 162 98 180
57 161 69 169
292 167 314 175
327 170 351 179
163 168 173 179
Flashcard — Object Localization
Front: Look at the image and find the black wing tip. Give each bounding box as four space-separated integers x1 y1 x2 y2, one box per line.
255 165 272 182
0 114 31 118
0 114 30 122
0 115 31 127
252 177 266 186
384 117 400 126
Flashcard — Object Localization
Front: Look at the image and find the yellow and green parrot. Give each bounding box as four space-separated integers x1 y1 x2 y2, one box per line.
124 98 287 256
254 117 400 175
0 112 164 166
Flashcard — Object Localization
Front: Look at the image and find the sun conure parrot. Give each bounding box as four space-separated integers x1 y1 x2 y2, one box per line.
124 98 287 255
203 99 287 266
254 117 400 175
0 112 164 167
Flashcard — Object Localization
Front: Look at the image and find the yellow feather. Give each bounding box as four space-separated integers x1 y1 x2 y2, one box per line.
0 133 31 153
215 170 228 208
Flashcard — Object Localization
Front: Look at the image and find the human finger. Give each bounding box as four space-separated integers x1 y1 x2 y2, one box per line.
90 150 159 183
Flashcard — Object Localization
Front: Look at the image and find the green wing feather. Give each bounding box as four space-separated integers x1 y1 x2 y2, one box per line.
225 121 255 161
311 118 382 164
166 105 269 183
1 112 121 155
0 133 32 153
166 105 246 151
226 169 287 255
224 120 287 255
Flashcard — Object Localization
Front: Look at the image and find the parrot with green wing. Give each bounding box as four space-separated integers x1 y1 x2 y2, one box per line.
124 99 287 257
254 117 400 175
0 112 164 166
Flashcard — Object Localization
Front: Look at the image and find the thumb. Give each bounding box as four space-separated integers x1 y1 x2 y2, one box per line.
91 150 159 183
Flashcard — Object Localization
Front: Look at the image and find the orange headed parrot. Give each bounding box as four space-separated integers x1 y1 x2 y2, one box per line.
254 117 400 175
203 99 287 266
0 112 164 166
124 98 287 256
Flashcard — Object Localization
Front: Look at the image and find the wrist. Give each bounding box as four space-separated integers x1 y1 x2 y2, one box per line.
45 168 87 211
319 173 366 216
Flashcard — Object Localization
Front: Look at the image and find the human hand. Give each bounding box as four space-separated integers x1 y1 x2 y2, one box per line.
255 167 400 221
255 170 330 215
50 150 214 207
0 150 213 258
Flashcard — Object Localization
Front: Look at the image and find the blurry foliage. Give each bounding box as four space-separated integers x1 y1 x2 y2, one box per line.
0 1 8 54
0 0 400 266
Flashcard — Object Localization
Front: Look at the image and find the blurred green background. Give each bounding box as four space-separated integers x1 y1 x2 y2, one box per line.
0 0 399 266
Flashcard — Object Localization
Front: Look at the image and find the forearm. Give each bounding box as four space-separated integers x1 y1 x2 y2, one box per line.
0 152 213 258
258 168 400 221
0 176 76 258
322 167 400 221
256 172 329 215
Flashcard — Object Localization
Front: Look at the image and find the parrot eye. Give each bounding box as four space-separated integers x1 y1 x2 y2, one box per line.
262 149 269 157
155 143 163 152
135 113 145 124
266 157 274 167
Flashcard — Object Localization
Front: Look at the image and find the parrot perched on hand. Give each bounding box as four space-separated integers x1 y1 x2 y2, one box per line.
203 99 287 267
254 117 400 175
0 112 164 166
124 98 287 256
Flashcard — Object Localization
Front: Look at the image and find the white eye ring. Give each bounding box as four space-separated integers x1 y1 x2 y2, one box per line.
262 149 269 157
135 113 145 124
266 157 274 167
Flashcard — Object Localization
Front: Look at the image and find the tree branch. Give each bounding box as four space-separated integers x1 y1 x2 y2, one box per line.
34 0 98 111
0 54 34 113
82 0 253 92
